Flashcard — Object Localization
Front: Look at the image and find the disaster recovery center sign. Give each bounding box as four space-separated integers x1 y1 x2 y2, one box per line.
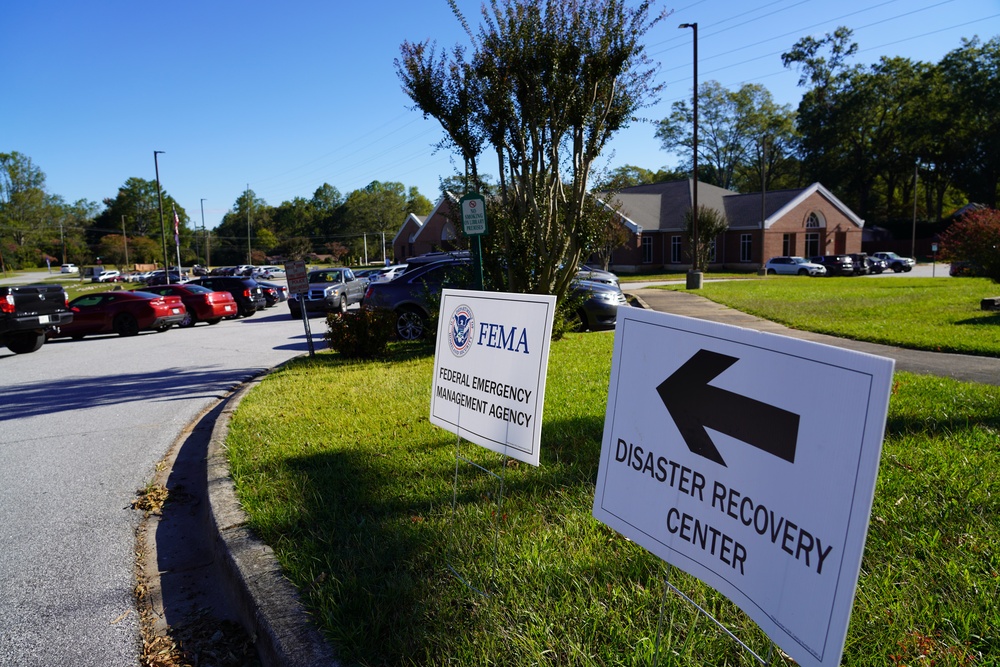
593 308 894 667
430 289 556 466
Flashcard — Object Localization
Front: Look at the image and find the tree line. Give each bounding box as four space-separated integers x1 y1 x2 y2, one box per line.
641 29 999 232
0 150 435 271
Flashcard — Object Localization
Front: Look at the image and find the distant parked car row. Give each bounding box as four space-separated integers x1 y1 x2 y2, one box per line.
765 252 915 277
359 252 629 340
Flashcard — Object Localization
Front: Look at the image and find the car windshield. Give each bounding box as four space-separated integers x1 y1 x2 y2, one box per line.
790 257 807 264
310 271 340 283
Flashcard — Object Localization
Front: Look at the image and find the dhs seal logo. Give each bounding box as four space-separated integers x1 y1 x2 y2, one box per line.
448 304 475 357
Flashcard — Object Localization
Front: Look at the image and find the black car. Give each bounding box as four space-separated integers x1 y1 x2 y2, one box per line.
810 255 855 277
362 254 627 340
257 280 289 307
187 276 266 317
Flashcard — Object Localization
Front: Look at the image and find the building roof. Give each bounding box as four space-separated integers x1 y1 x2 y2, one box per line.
604 179 864 232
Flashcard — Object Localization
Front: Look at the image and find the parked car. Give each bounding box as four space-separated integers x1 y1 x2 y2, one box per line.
187 276 267 317
864 255 888 274
368 264 409 283
60 263 78 274
848 253 870 275
576 265 620 285
810 255 855 276
144 271 185 286
949 260 985 277
763 256 827 276
191 264 209 276
253 265 285 279
48 290 186 339
92 269 123 283
138 283 238 327
362 254 628 340
287 268 367 318
257 280 289 307
1 284 73 354
871 251 915 273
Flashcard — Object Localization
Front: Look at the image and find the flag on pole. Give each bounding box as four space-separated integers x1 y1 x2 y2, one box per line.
173 207 180 247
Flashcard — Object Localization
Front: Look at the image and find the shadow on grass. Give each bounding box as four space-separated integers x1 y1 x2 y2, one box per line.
246 413 613 664
955 312 1000 326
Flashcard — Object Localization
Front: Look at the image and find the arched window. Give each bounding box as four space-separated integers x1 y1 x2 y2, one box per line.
806 212 825 228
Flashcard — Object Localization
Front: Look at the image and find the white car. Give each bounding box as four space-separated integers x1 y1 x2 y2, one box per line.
92 269 122 283
369 264 409 283
60 263 78 274
764 256 827 276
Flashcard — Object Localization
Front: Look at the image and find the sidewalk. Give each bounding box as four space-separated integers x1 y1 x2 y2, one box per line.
629 288 1000 386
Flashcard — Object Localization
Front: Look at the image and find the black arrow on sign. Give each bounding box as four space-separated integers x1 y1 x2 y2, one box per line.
656 349 799 467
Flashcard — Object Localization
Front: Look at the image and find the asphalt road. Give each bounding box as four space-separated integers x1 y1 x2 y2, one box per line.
0 295 319 666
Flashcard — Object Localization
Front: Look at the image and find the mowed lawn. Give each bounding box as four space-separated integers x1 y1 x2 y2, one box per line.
226 277 1000 666
658 276 1000 357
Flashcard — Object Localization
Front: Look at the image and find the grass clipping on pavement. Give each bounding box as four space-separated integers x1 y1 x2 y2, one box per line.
226 335 999 666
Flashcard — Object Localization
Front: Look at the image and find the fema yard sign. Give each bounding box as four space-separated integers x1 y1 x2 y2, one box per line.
430 289 556 466
460 192 488 236
593 307 894 667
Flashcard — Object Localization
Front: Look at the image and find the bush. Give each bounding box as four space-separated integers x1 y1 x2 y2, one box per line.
324 308 396 359
940 208 1000 283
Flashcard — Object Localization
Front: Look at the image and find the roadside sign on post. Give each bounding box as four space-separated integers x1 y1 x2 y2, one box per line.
284 260 313 356
460 192 488 236
284 260 308 296
593 307 894 667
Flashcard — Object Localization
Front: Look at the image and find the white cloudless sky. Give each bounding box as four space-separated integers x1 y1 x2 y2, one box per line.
2 0 997 230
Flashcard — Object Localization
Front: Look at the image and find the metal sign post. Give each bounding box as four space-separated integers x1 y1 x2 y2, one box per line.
284 260 314 357
460 192 488 291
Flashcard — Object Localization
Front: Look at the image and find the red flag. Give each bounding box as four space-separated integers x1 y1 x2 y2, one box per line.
173 208 180 246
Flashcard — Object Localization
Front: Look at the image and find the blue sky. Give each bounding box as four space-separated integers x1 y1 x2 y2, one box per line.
2 0 997 230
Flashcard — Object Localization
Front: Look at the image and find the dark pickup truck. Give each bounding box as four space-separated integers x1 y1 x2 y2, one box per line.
0 284 73 354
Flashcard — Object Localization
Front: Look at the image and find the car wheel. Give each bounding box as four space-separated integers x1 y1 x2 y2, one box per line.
6 331 45 354
572 308 589 332
797 268 808 276
114 313 140 336
338 294 348 314
767 269 776 275
893 264 904 273
395 308 425 341
178 310 197 328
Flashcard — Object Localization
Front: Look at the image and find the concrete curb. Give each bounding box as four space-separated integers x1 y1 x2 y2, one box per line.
206 376 340 667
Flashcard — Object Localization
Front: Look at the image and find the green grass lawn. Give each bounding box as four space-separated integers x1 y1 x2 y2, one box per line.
656 276 1000 357
227 326 1000 665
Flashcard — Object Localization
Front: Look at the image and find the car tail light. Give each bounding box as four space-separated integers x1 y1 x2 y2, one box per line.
1 294 15 314
243 288 251 298
363 285 373 300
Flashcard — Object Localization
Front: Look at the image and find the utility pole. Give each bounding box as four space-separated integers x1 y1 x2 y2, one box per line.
911 158 920 260
680 22 701 289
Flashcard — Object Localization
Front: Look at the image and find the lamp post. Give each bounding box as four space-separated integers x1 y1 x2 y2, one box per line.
679 22 702 289
911 158 919 260
153 151 168 280
200 198 207 268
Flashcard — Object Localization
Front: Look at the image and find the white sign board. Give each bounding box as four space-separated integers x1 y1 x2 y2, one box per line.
593 308 894 667
284 260 308 296
430 289 556 466
460 193 488 236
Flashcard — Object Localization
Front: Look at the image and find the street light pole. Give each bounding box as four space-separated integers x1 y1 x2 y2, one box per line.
911 158 920 260
200 198 208 269
680 22 701 289
153 151 167 277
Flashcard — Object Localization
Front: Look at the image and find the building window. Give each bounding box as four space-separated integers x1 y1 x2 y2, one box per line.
641 235 652 264
805 232 819 257
783 233 791 256
740 234 752 262
806 212 825 228
670 236 681 263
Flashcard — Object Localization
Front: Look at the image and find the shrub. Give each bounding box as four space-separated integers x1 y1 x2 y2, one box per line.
324 309 396 359
940 208 1000 283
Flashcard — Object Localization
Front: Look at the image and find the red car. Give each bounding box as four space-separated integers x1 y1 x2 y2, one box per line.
48 290 187 339
139 284 238 327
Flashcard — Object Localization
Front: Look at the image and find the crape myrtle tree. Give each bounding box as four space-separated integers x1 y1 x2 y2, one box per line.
939 207 1000 283
397 0 665 299
684 205 728 271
